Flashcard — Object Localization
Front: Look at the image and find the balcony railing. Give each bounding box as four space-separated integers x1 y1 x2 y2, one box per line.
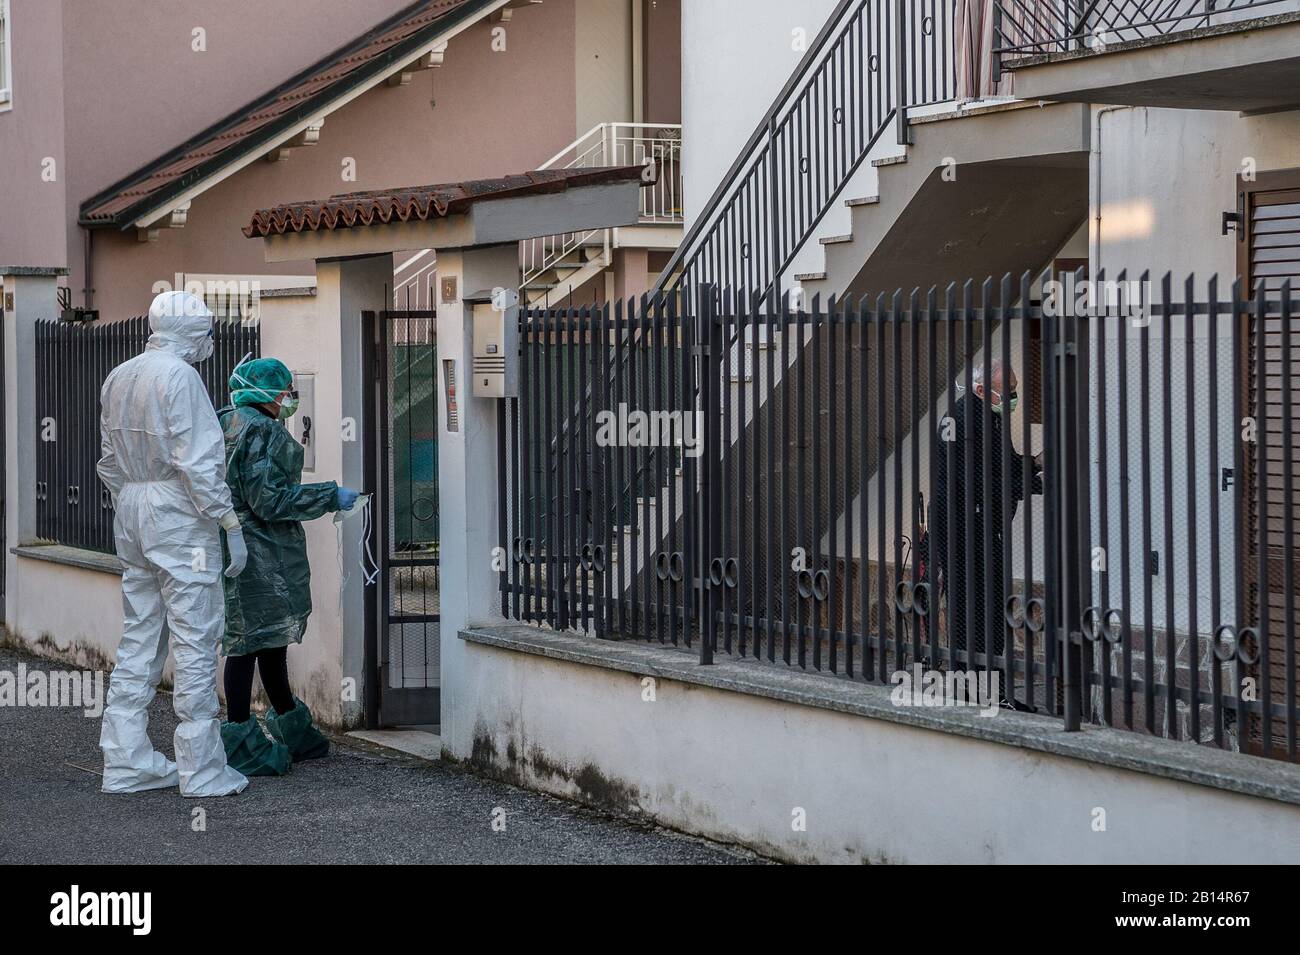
520 122 682 289
993 0 1297 62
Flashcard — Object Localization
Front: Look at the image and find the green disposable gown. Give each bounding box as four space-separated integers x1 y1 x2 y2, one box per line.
219 405 339 656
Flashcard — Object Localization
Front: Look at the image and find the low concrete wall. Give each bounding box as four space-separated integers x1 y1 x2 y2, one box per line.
5 553 124 672
449 626 1300 864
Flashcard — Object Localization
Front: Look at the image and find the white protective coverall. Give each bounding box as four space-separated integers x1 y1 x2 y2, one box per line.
97 291 249 796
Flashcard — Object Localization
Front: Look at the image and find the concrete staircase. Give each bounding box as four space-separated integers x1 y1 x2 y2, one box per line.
791 100 1089 302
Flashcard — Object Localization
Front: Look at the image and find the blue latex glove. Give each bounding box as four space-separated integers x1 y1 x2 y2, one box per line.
336 487 360 511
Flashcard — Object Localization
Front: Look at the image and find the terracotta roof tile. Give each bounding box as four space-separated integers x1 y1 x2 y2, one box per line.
243 166 651 237
80 0 489 227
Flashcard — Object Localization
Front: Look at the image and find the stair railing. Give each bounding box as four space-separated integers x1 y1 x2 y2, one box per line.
655 0 957 300
521 122 683 291
547 2 959 599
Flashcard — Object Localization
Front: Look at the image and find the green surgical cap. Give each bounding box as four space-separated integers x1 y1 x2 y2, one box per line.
230 357 293 407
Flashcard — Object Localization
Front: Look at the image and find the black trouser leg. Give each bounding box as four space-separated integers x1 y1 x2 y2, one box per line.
255 646 296 715
223 653 258 724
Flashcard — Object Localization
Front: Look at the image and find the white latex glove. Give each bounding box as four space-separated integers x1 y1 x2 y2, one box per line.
224 526 249 578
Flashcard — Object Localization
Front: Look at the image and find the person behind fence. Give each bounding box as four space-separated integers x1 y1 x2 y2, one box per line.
217 357 361 776
930 359 1043 708
97 290 250 797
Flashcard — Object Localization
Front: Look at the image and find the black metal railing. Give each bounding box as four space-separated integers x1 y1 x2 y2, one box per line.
992 0 1294 62
657 0 957 299
34 315 261 554
500 275 1300 761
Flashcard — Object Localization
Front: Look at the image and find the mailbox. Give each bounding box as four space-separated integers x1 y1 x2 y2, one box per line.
469 286 519 398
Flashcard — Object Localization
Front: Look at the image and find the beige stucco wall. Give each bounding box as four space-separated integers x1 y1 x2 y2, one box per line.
0 0 68 269
1 0 584 315
83 3 580 320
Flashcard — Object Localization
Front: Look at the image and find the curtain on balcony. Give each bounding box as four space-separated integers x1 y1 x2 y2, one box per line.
956 0 1013 100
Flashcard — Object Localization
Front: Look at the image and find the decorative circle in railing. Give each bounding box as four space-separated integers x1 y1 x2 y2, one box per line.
410 496 436 522
799 156 810 173
923 16 934 35
741 242 751 259
1004 593 1046 633
655 550 685 583
899 582 930 621
580 542 599 571
869 54 879 72
1213 624 1260 666
592 544 606 574
511 535 526 564
894 579 913 613
1080 606 1123 646
709 557 725 587
101 487 112 509
35 481 46 502
812 569 829 602
797 568 814 599
833 107 843 125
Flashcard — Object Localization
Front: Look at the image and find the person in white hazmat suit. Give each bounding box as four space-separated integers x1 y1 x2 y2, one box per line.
97 290 251 796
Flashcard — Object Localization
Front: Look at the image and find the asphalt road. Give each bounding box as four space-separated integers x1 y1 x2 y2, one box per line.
0 646 758 865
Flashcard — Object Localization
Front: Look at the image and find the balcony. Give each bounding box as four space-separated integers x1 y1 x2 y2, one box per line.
994 1 1300 112
521 122 683 304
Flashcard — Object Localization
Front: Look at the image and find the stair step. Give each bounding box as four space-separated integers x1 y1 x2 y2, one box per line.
845 195 880 208
819 234 853 246
794 271 827 282
872 154 907 168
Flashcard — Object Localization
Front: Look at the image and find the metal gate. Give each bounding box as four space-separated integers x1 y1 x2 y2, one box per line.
368 308 440 726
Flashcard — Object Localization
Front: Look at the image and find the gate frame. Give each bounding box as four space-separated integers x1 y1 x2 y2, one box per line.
363 307 442 728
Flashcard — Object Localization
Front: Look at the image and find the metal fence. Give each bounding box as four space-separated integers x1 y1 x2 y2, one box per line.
498 275 1300 761
992 0 1293 61
34 315 261 554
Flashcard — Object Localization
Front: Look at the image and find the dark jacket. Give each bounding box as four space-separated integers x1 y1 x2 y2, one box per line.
930 393 1041 575
219 405 339 656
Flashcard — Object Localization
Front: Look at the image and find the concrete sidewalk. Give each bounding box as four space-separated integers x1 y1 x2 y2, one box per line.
0 646 759 864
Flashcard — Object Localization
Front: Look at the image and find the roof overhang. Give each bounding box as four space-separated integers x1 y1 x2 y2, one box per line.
77 0 518 232
254 177 646 262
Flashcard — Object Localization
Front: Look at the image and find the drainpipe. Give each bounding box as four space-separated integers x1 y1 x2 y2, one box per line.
1091 105 1134 275
81 226 95 311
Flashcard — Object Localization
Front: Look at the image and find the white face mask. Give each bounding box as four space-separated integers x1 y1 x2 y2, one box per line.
332 493 372 525
193 335 215 363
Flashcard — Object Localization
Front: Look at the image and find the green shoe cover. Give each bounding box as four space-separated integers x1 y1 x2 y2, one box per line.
265 697 330 761
220 715 292 777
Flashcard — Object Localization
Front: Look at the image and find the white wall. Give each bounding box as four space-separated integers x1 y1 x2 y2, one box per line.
255 290 360 725
448 635 1300 864
680 0 841 228
1090 105 1300 634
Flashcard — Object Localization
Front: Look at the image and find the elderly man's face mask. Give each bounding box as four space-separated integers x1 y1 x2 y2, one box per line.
989 388 1018 415
978 380 1019 415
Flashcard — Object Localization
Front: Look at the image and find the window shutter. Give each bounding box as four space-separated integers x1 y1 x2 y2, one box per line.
1240 177 1300 759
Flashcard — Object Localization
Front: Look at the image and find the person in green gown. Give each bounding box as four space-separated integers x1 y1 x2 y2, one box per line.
217 357 361 776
